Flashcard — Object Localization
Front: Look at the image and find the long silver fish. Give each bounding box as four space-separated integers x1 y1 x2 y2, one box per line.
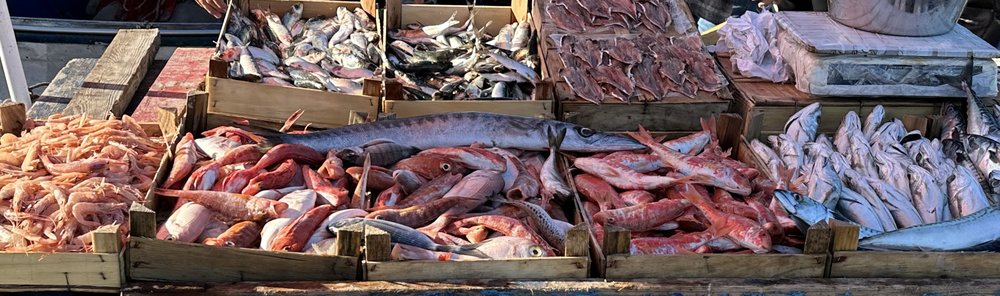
806 157 842 210
863 105 884 141
964 81 1000 142
964 135 1000 180
771 134 804 179
540 128 572 201
834 111 862 161
872 149 911 198
329 218 487 257
907 165 952 224
867 178 924 228
947 166 992 218
784 103 820 145
774 190 881 239
860 206 1000 251
940 103 965 141
849 133 879 179
844 169 898 231
837 187 886 232
262 112 645 153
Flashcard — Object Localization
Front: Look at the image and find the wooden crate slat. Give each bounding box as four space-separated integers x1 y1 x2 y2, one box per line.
64 29 160 119
366 257 590 281
206 76 377 129
605 253 828 279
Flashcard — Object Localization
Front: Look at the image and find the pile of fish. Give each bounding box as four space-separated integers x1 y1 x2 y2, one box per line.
545 0 691 35
754 96 1000 251
555 34 723 103
387 11 541 100
217 3 382 94
155 112 640 259
0 114 166 252
573 119 799 255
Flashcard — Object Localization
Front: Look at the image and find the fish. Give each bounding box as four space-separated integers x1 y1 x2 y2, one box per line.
784 103 821 144
163 133 198 189
835 188 886 232
573 157 700 190
843 169 898 231
964 135 1000 181
774 190 881 239
329 218 487 257
906 165 952 224
947 166 992 218
306 208 368 247
964 81 1000 141
863 105 884 141
805 157 842 209
260 112 645 153
467 236 549 259
574 174 625 211
860 206 1000 251
679 184 771 253
867 178 924 228
540 128 573 203
158 202 212 242
629 127 752 195
204 221 261 248
834 111 862 159
593 198 691 232
504 200 567 252
940 103 966 141
156 189 288 221
338 140 420 167
271 205 334 252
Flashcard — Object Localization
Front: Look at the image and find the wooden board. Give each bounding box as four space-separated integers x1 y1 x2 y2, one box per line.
604 253 827 279
560 93 731 132
830 251 1000 278
127 237 360 282
0 101 26 134
206 75 378 129
64 29 160 119
0 227 124 292
26 58 98 119
366 257 589 281
383 100 554 119
130 48 213 123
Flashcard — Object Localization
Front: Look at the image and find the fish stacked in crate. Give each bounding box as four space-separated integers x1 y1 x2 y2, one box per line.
156 112 641 259
0 115 166 252
387 11 541 100
571 119 800 255
544 0 724 103
752 93 1000 252
217 3 382 94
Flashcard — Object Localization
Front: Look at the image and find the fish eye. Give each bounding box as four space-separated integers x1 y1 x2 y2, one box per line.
578 127 594 138
440 163 452 171
225 241 236 247
606 217 615 223
530 246 543 257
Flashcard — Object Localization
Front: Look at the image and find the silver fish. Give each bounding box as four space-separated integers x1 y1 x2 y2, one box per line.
834 111 862 161
265 13 294 46
940 103 966 141
772 134 804 179
282 3 303 30
872 149 911 198
907 165 952 224
844 169 898 231
859 206 1000 251
947 166 992 218
488 52 539 83
965 82 1000 141
849 133 879 179
505 200 566 252
774 190 881 239
964 135 1000 181
867 178 924 228
422 12 461 37
248 46 281 65
806 157 842 210
511 22 532 51
329 218 487 257
263 112 645 153
540 128 573 201
863 105 884 141
837 187 886 232
784 102 820 144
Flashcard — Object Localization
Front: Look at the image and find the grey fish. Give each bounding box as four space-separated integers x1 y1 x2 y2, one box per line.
907 165 952 224
772 134 804 179
329 218 487 257
964 81 1000 142
940 103 966 141
805 157 842 210
834 111 862 163
749 139 783 180
774 190 881 239
784 103 821 144
837 187 886 232
948 166 992 218
336 139 420 167
261 112 645 153
265 13 294 46
964 135 1000 181
282 3 303 30
859 206 1000 251
849 133 879 179
844 169 898 231
504 200 566 252
872 149 911 198
488 52 539 83
248 46 281 65
867 178 924 228
540 128 573 201
863 105 884 141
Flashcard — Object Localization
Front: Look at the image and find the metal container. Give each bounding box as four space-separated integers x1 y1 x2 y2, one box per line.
828 0 968 36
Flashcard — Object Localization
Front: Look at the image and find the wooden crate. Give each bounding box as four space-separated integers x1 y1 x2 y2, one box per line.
361 158 591 281
721 57 963 142
126 92 364 283
380 0 555 119
560 93 733 136
207 0 380 129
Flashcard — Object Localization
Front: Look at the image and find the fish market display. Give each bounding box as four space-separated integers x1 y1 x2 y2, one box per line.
217 3 382 94
387 10 541 100
260 112 645 153
757 100 1000 251
573 119 798 255
555 34 723 103
544 0 693 35
0 115 166 252
155 114 582 260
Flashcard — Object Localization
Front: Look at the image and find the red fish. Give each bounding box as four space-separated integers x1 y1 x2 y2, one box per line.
629 127 752 195
419 147 507 172
620 190 655 206
574 174 625 211
156 189 287 221
592 198 691 232
163 133 198 189
675 184 771 253
242 159 298 195
204 221 261 248
270 205 333 252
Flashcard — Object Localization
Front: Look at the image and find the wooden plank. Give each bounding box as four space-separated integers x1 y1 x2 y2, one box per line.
803 220 832 255
129 202 157 239
0 252 121 290
383 100 554 119
335 223 365 257
127 237 359 282
830 220 860 252
605 253 828 279
0 101 25 134
131 48 213 123
601 225 629 256
560 96 731 132
564 224 590 257
363 225 391 262
207 77 377 128
0 0 30 107
122 278 1000 295
92 225 122 254
366 257 590 281
64 29 160 119
239 0 362 19
830 251 1000 278
26 58 98 119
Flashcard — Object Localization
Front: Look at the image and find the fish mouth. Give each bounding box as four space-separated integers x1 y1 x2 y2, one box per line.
773 190 798 215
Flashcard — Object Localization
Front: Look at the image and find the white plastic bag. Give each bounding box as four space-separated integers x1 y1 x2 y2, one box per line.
716 11 790 82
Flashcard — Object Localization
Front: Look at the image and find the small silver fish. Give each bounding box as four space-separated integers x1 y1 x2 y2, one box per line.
947 166 992 218
907 165 952 224
784 102 821 145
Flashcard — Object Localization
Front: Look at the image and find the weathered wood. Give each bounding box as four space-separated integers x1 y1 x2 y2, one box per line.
560 95 731 132
335 223 365 257
127 237 359 282
830 219 860 252
383 100 554 119
831 251 1000 278
91 225 122 254
715 113 743 153
605 253 828 279
129 202 157 239
362 78 381 98
0 252 122 291
366 258 590 281
26 58 98 119
186 91 209 136
363 225 391 262
64 29 160 119
803 220 832 255
0 101 25 134
564 223 590 257
131 48 213 123
601 225 629 256
902 114 930 136
206 77 377 129
122 278 1000 295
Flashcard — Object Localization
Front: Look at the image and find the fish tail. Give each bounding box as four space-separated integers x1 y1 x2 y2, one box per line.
440 242 490 258
547 126 567 152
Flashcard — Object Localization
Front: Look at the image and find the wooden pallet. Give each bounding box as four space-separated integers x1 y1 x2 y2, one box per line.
361 158 591 281
207 0 380 129
380 0 555 119
126 92 364 283
721 57 965 142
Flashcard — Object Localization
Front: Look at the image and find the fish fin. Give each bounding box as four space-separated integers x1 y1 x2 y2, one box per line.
279 109 304 133
231 123 284 149
444 242 491 259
